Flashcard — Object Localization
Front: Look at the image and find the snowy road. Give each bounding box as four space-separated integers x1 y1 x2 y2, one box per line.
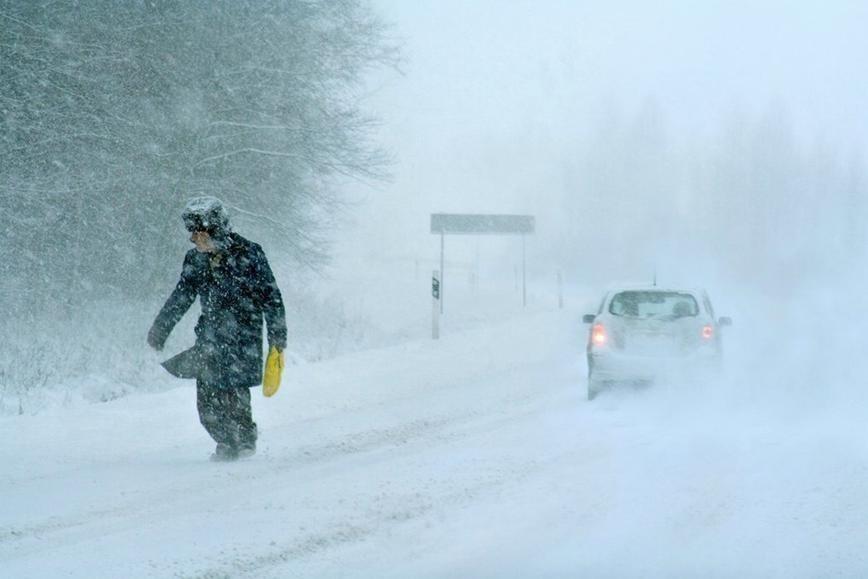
3 309 868 578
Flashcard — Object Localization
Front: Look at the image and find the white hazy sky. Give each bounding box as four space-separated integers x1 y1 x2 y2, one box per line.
335 0 868 267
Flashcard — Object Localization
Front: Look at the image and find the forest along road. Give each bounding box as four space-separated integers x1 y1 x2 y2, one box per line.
3 309 868 578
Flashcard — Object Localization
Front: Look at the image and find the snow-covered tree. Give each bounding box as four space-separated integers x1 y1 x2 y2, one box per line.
0 0 398 309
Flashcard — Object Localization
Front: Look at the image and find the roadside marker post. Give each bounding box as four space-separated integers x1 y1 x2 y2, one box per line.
557 269 564 309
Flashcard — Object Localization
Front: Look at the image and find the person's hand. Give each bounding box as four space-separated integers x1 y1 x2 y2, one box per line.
147 326 164 351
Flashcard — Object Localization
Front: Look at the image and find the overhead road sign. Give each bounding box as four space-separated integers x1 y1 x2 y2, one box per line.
430 213 536 317
430 214 535 235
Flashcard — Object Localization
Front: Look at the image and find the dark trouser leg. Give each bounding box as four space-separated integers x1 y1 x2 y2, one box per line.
196 380 256 448
197 380 239 446
231 387 257 450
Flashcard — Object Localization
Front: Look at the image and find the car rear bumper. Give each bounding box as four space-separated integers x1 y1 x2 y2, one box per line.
589 349 719 382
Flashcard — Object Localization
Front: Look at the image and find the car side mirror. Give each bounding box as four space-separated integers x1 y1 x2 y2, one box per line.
582 314 596 324
718 316 732 327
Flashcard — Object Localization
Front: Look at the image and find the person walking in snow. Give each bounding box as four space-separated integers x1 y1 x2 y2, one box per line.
148 196 287 461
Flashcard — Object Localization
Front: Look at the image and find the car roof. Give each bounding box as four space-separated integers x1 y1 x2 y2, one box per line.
602 284 707 297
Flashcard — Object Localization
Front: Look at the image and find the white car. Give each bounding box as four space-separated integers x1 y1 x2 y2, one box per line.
582 286 731 400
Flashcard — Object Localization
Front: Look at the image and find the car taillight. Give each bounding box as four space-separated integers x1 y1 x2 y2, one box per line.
592 323 607 347
702 324 714 340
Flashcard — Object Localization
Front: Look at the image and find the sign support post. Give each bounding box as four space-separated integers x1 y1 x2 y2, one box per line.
522 234 527 307
432 270 441 339
439 232 445 314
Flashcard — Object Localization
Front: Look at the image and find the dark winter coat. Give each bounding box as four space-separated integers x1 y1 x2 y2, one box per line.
148 232 287 388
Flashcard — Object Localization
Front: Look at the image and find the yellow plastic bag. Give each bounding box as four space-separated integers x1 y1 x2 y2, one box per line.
263 346 284 397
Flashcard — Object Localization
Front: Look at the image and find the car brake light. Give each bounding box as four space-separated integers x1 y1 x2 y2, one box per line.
702 324 714 340
592 323 607 347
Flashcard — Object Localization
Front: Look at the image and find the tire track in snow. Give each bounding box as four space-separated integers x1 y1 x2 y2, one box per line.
0 415 469 552
0 368 572 566
184 390 593 578
187 444 546 579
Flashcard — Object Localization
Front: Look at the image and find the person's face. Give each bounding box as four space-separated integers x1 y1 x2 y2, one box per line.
190 230 216 253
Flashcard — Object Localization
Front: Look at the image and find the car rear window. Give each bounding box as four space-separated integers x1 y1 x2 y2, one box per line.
609 291 699 318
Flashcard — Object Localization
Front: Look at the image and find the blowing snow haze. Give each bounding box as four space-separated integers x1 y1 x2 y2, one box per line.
3 1 868 577
346 0 868 290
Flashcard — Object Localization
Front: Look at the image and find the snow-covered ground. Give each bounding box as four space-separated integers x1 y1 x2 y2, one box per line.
3 285 868 578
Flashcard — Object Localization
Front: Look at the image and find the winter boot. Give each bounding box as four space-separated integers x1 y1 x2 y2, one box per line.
210 443 239 462
236 443 256 459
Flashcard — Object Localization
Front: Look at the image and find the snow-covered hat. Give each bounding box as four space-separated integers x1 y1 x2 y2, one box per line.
182 196 231 236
